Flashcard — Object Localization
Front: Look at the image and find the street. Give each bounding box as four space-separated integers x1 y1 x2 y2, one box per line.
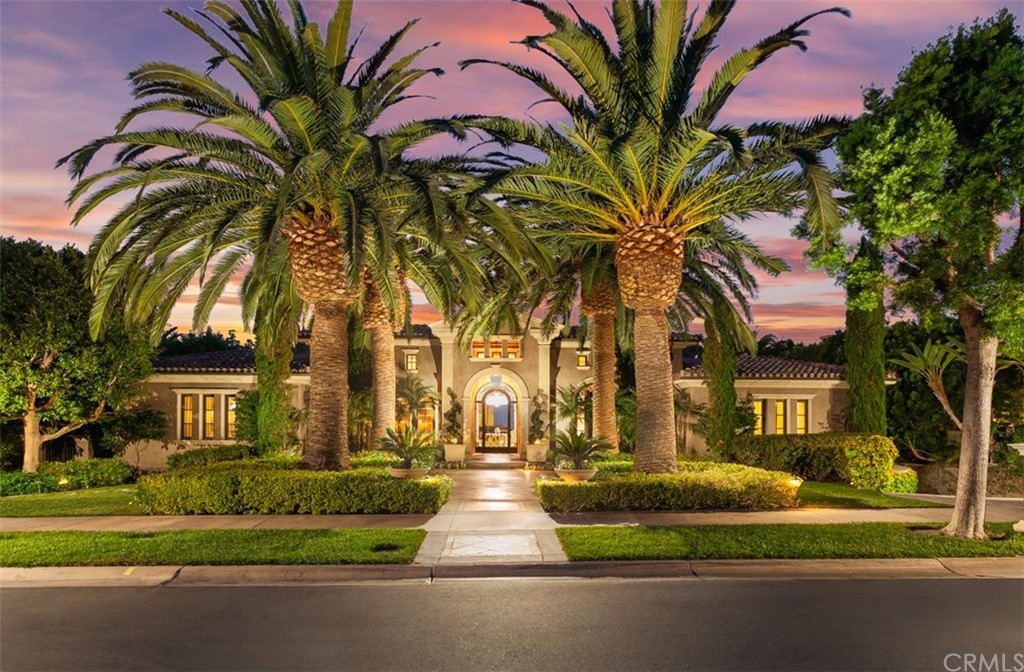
2 578 1022 671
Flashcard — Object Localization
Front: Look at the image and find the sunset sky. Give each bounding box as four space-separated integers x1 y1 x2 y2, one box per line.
0 0 1016 342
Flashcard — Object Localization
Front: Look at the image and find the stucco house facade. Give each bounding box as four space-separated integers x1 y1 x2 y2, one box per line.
130 320 859 470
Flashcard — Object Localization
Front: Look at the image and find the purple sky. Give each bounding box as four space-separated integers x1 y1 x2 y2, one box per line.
0 0 1016 342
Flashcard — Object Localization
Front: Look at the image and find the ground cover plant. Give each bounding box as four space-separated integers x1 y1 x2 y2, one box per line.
538 463 798 512
0 486 144 517
0 529 425 567
138 468 451 514
556 523 1024 561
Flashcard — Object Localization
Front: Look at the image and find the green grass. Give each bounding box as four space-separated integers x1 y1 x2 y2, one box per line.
0 529 426 567
797 481 946 509
0 486 145 517
556 523 1024 561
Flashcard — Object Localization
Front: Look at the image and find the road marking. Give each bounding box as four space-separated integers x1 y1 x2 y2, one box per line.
123 567 136 576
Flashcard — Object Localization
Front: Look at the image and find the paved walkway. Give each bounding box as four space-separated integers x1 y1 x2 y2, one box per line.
4 471 1023 566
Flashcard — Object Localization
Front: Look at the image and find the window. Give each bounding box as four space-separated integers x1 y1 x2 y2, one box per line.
225 395 237 440
753 400 765 436
203 395 216 439
489 339 503 358
180 395 195 440
795 400 808 435
576 353 590 368
775 400 787 435
505 339 521 359
471 339 487 359
405 352 418 372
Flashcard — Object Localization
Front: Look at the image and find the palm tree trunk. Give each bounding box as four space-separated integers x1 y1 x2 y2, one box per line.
370 324 396 443
942 309 998 539
305 300 349 470
632 308 678 473
591 311 618 451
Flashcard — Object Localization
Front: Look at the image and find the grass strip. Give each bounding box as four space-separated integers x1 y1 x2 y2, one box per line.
556 523 1024 561
0 486 145 517
0 529 426 567
796 482 946 509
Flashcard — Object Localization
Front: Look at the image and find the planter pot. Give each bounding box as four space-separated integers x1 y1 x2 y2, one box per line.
444 444 467 462
555 468 598 483
386 467 430 479
526 442 549 463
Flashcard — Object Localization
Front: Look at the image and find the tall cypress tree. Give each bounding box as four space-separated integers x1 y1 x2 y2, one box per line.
845 238 887 434
703 312 738 458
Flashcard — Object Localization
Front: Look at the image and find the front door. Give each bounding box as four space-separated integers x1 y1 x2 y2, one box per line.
476 388 517 452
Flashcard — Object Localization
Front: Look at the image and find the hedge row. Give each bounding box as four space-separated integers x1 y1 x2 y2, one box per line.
166 444 259 470
0 472 60 496
138 468 451 514
537 465 798 513
38 459 135 489
731 433 898 490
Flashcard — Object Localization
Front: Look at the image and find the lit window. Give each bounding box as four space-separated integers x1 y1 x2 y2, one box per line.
405 353 418 372
753 400 765 436
795 400 808 435
203 395 216 439
181 395 195 440
225 395 236 440
775 400 787 435
577 353 590 368
489 339 502 358
471 339 487 359
505 339 521 359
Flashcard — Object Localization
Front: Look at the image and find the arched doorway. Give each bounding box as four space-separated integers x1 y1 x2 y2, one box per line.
475 381 518 452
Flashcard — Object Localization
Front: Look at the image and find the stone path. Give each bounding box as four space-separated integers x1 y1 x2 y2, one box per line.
414 469 567 564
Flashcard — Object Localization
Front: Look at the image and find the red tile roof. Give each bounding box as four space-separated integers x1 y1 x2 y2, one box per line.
154 349 309 374
678 354 892 381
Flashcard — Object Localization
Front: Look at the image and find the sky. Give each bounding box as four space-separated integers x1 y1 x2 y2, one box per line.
0 0 1017 343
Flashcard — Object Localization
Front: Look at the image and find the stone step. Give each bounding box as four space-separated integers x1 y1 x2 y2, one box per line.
466 454 526 470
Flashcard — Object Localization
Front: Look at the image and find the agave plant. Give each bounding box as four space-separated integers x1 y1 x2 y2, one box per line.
551 429 613 470
377 426 439 470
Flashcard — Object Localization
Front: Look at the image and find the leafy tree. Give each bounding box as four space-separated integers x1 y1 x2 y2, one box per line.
827 12 1024 537
94 407 166 457
464 0 846 472
158 327 248 356
0 238 154 472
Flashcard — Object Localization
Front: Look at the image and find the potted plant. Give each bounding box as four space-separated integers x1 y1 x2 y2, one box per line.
526 392 550 463
442 388 466 462
379 426 437 479
551 429 611 482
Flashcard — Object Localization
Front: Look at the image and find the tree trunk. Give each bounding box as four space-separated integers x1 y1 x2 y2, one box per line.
632 308 678 473
22 408 42 473
942 312 998 539
590 311 618 452
370 324 396 443
304 301 350 470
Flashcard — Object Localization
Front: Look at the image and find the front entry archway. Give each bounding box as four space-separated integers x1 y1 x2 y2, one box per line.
464 369 529 456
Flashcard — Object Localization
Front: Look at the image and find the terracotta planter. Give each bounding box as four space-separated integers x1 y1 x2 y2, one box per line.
444 444 466 462
526 442 549 463
555 468 598 483
386 467 430 479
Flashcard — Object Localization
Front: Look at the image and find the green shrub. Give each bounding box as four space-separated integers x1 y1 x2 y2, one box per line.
38 459 134 489
0 472 60 496
166 444 258 470
731 433 898 490
138 468 451 514
884 467 919 493
351 450 399 469
537 464 798 512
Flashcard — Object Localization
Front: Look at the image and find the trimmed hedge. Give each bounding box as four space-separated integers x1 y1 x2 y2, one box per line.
166 444 259 470
0 472 60 496
884 467 919 494
138 468 451 514
38 459 134 489
350 451 399 469
537 464 798 512
731 433 898 490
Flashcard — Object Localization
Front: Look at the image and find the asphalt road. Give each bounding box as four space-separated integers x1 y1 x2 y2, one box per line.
2 578 1022 671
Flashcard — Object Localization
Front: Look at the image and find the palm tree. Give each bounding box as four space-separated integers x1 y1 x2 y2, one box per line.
60 0 470 469
396 374 440 432
462 0 846 472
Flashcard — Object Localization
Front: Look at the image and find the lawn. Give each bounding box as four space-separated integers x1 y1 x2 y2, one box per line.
796 482 946 509
556 523 1024 561
0 486 145 517
0 529 426 567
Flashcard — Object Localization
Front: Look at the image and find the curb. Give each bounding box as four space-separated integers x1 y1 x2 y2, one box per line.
2 557 1021 587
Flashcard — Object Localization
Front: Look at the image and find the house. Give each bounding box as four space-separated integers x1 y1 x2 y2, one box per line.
128 319 862 470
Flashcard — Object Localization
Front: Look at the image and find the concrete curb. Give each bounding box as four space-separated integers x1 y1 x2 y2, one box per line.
2 557 1021 587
